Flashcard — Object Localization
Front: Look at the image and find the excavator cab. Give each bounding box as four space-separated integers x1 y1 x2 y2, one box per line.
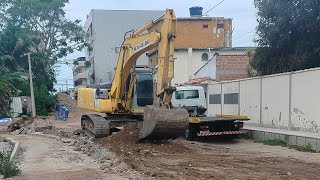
129 70 154 114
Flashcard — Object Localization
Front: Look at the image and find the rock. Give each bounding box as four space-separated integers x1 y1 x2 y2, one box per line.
13 128 24 135
35 125 53 132
73 129 84 136
73 147 81 151
61 139 71 143
100 165 109 170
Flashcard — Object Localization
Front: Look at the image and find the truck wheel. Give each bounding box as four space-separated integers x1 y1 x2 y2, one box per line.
185 129 195 141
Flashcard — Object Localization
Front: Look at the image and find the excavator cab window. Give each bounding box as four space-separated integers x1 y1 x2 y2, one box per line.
136 73 153 107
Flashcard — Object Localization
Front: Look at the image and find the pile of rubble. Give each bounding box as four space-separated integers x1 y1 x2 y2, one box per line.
7 116 54 135
57 93 79 112
47 129 137 176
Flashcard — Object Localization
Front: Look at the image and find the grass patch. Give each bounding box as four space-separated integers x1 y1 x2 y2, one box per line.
0 152 21 178
261 139 288 147
291 144 315 153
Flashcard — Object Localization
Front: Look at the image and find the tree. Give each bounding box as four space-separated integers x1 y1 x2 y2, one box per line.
251 0 320 75
0 0 85 116
0 0 85 62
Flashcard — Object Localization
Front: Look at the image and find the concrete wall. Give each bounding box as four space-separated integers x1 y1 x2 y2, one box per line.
207 68 320 136
84 10 164 84
175 18 232 49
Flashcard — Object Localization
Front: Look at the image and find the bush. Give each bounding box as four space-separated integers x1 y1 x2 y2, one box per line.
262 139 288 147
0 152 20 178
34 85 56 116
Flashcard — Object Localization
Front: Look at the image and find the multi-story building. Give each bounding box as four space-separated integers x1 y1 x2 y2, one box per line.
149 7 253 85
73 57 88 94
84 10 164 84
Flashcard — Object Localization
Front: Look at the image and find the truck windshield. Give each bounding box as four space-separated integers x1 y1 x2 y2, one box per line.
175 90 199 100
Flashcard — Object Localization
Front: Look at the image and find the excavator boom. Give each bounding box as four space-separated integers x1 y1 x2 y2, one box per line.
78 9 189 139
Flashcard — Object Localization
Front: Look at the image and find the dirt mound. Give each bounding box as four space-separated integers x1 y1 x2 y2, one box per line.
57 93 78 112
96 128 191 158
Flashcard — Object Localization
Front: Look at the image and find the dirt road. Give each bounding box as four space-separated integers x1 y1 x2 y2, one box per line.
10 135 128 180
97 128 320 180
3 101 320 180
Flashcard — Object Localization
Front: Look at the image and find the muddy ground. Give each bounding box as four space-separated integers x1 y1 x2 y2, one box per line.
2 94 320 180
96 128 320 180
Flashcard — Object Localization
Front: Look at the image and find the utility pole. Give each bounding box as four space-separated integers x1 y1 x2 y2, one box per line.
66 80 68 92
27 53 36 117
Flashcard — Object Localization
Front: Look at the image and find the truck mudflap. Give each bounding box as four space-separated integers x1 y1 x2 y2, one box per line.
139 106 189 139
197 130 247 137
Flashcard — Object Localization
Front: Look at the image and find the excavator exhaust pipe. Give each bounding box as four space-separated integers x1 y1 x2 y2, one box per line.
139 106 190 139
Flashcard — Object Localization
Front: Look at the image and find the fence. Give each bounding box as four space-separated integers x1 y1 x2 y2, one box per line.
207 68 320 135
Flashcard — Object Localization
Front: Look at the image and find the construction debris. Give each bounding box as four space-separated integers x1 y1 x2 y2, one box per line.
57 93 79 112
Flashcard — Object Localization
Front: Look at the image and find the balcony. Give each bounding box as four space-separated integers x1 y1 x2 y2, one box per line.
74 72 87 82
73 61 85 71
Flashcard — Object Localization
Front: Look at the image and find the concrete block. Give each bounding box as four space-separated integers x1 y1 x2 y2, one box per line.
305 138 317 151
253 131 265 141
272 133 280 140
279 134 290 144
317 140 320 153
265 132 273 140
296 137 306 146
288 135 297 146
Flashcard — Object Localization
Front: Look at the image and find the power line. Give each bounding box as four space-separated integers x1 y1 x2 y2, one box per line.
176 0 226 32
202 0 226 16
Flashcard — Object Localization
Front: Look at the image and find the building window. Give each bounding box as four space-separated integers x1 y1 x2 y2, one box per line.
203 24 208 29
202 53 209 61
217 21 224 29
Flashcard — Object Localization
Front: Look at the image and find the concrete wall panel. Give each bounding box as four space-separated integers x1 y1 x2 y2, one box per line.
239 78 261 124
291 70 320 134
222 82 239 115
261 75 290 127
207 83 222 115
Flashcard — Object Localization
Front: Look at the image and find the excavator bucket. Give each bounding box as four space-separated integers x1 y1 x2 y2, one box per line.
139 106 190 139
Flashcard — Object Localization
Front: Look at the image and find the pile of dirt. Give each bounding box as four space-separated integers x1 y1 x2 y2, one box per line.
57 93 78 112
96 128 191 158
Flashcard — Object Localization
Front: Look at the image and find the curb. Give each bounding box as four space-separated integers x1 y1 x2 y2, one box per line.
6 138 20 161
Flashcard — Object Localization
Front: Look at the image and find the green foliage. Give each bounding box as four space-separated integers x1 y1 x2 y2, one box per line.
251 0 320 75
293 144 315 153
0 0 84 116
85 61 91 68
34 85 56 116
73 60 79 66
262 139 288 147
0 152 21 178
0 0 85 62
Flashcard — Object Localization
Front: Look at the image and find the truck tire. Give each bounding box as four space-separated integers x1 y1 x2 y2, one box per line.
185 129 195 141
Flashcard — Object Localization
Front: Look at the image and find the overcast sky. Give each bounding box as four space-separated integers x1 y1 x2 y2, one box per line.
56 0 258 90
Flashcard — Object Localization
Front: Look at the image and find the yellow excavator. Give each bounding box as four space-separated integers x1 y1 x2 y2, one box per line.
78 9 189 139
78 9 249 140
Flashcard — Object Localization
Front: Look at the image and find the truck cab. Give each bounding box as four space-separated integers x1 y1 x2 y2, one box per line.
171 86 207 117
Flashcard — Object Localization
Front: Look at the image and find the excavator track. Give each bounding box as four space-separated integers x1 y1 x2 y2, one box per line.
139 106 190 139
81 114 110 139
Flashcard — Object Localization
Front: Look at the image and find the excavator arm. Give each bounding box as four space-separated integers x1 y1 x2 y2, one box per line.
78 9 189 140
109 9 178 112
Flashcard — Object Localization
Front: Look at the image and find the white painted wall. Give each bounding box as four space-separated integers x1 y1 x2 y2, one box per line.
261 75 290 127
207 83 221 115
291 70 320 133
239 78 261 124
85 10 164 84
207 68 320 135
222 82 239 115
173 48 215 85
